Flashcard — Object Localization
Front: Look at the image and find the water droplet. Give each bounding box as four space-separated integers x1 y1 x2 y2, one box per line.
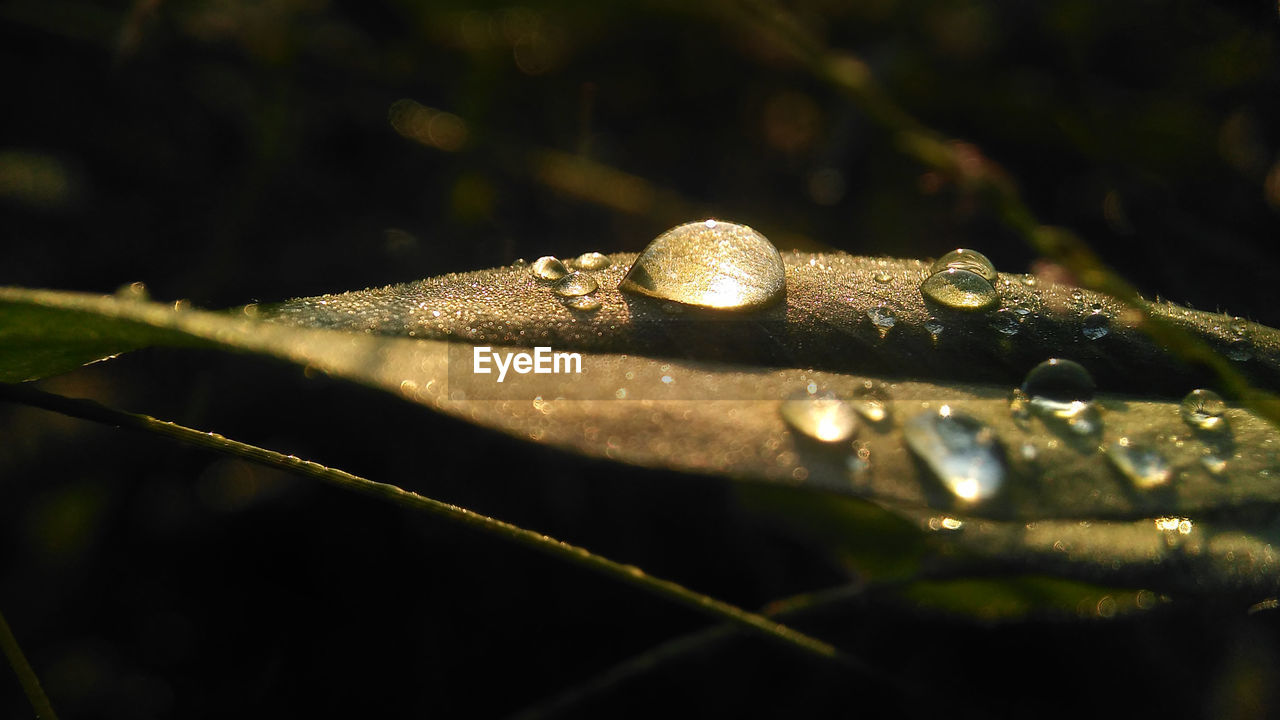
1180 389 1227 432
1201 450 1229 475
114 281 150 301
780 390 857 443
924 317 945 337
846 447 871 476
1021 359 1100 435
920 268 999 311
619 219 785 311
562 295 602 312
1070 289 1085 301
929 248 998 284
990 308 1020 335
553 271 599 297
1106 437 1171 489
1226 340 1252 361
927 516 965 532
1229 317 1248 336
904 406 1005 503
851 381 892 424
1082 313 1109 340
572 252 611 270
531 256 568 281
866 305 897 330
873 270 892 284
1022 359 1095 405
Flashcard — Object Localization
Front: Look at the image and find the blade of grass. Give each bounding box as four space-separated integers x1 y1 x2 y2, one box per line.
510 583 874 720
0 604 59 720
0 381 853 669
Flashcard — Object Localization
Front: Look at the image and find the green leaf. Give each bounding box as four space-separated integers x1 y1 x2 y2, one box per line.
4 250 1280 603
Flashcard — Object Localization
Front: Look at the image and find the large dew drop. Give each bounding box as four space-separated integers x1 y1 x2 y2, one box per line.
1180 389 1227 432
618 219 786 311
929 248 998 284
779 390 857 443
904 406 1005 503
920 268 999 311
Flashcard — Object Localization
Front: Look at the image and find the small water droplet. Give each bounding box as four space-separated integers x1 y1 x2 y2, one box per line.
531 256 568 281
851 381 892 424
1201 450 1228 475
866 305 897 330
780 390 857 443
845 447 871 476
1230 317 1248 336
873 270 892 284
619 220 786 311
1070 289 1085 301
1106 437 1171 489
924 317 945 337
1082 313 1109 340
1226 340 1252 361
920 268 999 311
929 248 998 283
904 406 1005 503
1021 276 1037 287
990 308 1020 335
114 281 150 301
572 252 611 270
553 271 599 297
1180 389 1227 432
927 516 965 532
563 295 602 312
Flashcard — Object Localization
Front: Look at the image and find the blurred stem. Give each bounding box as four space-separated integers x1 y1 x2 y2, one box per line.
0 382 853 670
0 605 59 720
511 583 872 720
731 0 1280 428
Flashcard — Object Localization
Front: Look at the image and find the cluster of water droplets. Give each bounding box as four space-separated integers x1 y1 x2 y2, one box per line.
520 221 1256 510
529 252 612 312
919 248 1000 312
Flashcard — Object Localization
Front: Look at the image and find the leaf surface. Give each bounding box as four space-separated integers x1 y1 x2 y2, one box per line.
4 251 1280 598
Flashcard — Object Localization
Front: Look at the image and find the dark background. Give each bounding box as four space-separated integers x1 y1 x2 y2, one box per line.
3 1 1280 717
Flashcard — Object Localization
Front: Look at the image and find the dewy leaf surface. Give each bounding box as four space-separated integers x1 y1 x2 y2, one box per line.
262 252 1280 396
4 248 1280 596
